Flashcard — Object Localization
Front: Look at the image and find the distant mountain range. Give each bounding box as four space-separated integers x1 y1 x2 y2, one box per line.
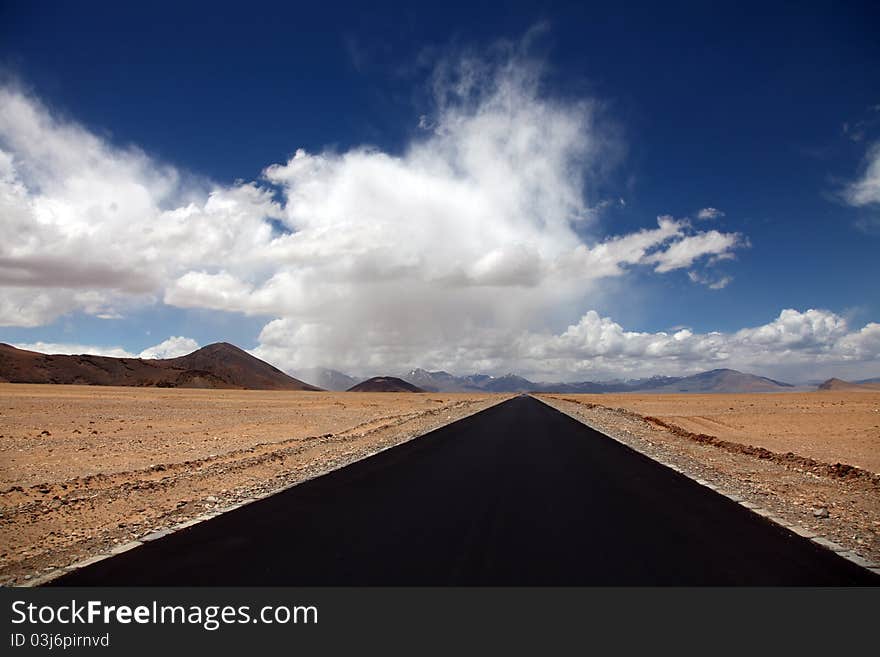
299 366 799 394
0 342 319 391
294 367 359 392
476 368 790 394
633 369 794 394
395 367 794 393
400 368 496 392
5 341 873 395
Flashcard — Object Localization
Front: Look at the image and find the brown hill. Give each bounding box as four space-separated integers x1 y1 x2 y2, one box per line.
818 378 880 392
347 376 425 393
162 343 319 390
0 342 319 390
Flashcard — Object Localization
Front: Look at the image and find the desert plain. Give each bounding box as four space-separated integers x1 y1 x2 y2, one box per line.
552 392 880 473
0 384 505 584
0 384 878 584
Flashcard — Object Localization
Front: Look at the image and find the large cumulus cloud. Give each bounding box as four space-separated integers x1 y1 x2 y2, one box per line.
253 307 879 381
1 52 876 380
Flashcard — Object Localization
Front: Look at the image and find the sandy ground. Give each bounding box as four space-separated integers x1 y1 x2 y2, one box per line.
3 385 878 584
565 392 880 473
0 384 508 584
538 393 880 565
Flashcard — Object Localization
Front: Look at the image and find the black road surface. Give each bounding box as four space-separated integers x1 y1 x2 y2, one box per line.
53 396 879 585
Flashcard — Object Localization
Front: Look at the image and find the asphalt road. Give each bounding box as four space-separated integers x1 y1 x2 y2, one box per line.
53 395 878 585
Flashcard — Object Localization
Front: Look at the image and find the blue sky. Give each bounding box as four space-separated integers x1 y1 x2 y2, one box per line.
0 1 878 381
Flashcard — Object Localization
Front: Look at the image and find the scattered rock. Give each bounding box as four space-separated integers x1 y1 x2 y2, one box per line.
813 507 830 519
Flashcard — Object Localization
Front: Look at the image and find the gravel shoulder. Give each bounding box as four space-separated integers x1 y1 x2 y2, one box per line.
537 394 880 567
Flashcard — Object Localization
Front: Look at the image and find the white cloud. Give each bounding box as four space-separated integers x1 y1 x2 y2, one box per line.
0 55 745 326
252 308 879 382
13 49 870 382
843 142 880 206
544 307 877 379
138 336 199 359
696 207 724 220
647 226 744 273
0 86 282 326
11 336 199 359
12 342 135 358
688 271 732 289
12 310 877 382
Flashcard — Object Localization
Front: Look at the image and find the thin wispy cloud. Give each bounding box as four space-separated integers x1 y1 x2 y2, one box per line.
687 271 732 290
696 207 725 220
843 142 880 207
